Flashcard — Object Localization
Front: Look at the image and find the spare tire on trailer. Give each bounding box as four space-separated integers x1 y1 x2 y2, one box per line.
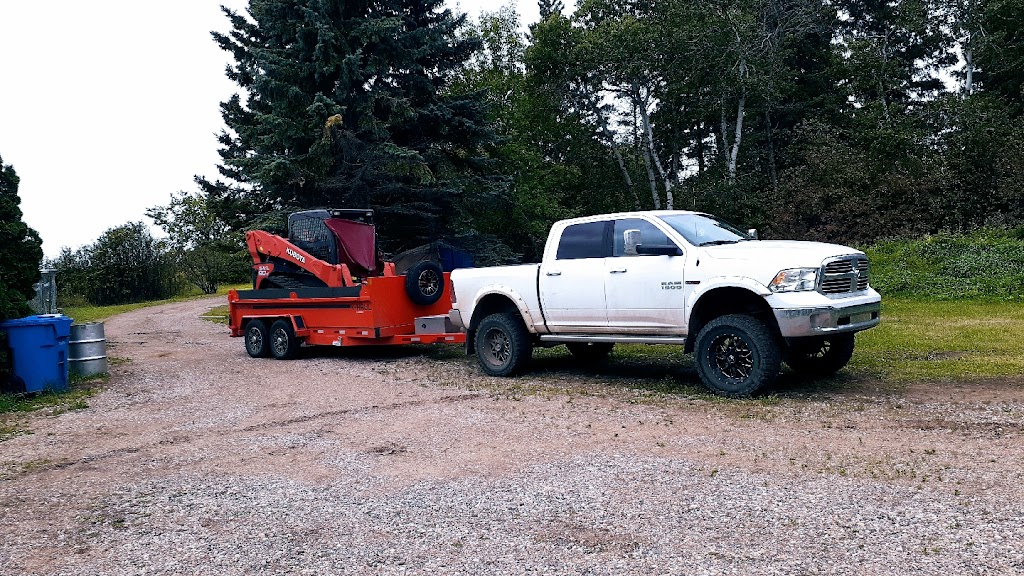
404 261 445 305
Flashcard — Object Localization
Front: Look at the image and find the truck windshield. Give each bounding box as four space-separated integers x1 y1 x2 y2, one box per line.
657 214 753 246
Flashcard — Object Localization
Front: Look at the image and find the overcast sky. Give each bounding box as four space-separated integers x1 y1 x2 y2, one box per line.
0 1 571 258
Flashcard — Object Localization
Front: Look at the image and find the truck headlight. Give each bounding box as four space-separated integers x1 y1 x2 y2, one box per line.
770 268 818 292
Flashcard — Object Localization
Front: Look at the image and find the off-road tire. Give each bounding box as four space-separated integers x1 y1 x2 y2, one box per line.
244 319 270 358
475 313 533 377
694 314 781 397
404 261 445 306
269 319 300 360
566 342 615 364
785 334 855 376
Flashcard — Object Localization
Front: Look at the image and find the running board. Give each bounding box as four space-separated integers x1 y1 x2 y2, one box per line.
538 334 687 345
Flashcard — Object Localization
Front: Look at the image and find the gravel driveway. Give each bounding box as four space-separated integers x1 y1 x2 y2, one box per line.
2 296 1023 575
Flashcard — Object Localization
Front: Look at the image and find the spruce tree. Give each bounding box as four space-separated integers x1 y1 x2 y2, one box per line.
0 155 43 321
204 0 499 252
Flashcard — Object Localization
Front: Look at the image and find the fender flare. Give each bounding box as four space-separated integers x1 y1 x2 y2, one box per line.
685 276 771 322
469 285 543 334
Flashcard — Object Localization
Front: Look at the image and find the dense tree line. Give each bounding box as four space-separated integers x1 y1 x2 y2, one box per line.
49 223 185 306
187 0 1024 263
458 0 1024 256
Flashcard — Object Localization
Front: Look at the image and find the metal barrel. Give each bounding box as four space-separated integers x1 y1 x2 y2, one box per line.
69 322 107 377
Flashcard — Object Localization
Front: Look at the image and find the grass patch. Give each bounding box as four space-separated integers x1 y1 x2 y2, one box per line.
0 382 101 440
843 298 1024 382
62 283 246 323
202 304 230 325
523 297 1024 393
866 228 1024 301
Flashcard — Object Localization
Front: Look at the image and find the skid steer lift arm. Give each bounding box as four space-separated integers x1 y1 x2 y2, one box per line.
247 230 356 288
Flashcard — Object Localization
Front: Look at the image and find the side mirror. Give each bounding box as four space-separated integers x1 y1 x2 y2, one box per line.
623 229 641 256
747 228 759 240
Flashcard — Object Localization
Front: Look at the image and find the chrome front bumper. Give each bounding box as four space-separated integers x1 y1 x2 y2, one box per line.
773 301 881 338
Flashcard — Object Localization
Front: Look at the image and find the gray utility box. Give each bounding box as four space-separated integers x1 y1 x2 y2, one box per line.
414 314 457 335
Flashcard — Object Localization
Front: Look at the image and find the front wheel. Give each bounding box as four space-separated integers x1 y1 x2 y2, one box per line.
786 335 855 377
269 319 300 360
694 314 781 397
474 313 532 376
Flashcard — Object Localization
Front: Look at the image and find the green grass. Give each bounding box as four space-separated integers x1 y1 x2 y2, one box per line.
202 304 230 325
848 297 1024 382
866 228 1024 301
62 283 246 323
0 382 101 440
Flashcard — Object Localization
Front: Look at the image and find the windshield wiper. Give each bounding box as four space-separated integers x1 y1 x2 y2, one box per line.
699 239 740 246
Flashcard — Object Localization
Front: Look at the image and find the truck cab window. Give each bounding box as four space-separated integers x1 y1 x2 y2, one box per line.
613 219 674 256
556 221 607 260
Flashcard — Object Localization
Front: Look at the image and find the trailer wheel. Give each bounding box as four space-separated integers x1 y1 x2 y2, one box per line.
269 319 300 360
404 261 445 306
475 313 532 376
244 319 270 358
694 314 781 397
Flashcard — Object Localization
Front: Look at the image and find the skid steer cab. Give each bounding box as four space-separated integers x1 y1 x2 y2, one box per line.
228 208 467 359
245 208 443 306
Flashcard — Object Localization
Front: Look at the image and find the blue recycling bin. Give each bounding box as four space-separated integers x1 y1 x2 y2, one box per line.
0 314 73 393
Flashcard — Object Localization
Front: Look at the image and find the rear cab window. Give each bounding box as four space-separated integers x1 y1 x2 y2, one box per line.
556 221 608 260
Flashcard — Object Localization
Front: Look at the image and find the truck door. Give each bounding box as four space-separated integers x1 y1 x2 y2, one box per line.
604 218 687 334
538 221 609 332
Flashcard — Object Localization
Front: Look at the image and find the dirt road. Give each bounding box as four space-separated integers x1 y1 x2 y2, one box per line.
1 297 1023 575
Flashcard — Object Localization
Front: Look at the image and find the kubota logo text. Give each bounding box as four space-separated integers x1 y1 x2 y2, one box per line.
286 248 306 263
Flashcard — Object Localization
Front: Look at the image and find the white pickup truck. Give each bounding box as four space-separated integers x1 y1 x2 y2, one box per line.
448 211 881 397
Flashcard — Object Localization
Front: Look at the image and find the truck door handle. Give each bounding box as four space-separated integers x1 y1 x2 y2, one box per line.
545 271 561 276
609 268 627 274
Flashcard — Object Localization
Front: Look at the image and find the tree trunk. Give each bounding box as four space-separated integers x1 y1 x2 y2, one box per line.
728 94 745 184
590 100 640 208
765 109 778 196
638 94 674 210
965 45 974 95
641 145 661 210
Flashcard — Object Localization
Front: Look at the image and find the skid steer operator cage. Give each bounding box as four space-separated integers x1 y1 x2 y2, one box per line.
287 209 381 276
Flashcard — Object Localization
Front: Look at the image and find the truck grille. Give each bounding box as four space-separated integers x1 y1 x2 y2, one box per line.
819 256 869 294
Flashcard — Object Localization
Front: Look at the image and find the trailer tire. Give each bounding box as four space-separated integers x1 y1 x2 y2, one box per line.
475 313 532 377
405 261 445 306
694 314 780 397
269 319 300 360
244 319 270 358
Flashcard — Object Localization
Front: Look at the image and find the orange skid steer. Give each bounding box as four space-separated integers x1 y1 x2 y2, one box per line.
227 209 465 359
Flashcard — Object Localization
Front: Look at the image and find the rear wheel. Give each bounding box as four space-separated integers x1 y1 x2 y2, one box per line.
244 319 270 358
269 319 300 360
786 335 855 376
566 342 614 363
474 313 532 376
694 314 781 397
404 261 445 305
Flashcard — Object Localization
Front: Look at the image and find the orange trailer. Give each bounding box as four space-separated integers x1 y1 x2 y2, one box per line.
228 272 465 359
